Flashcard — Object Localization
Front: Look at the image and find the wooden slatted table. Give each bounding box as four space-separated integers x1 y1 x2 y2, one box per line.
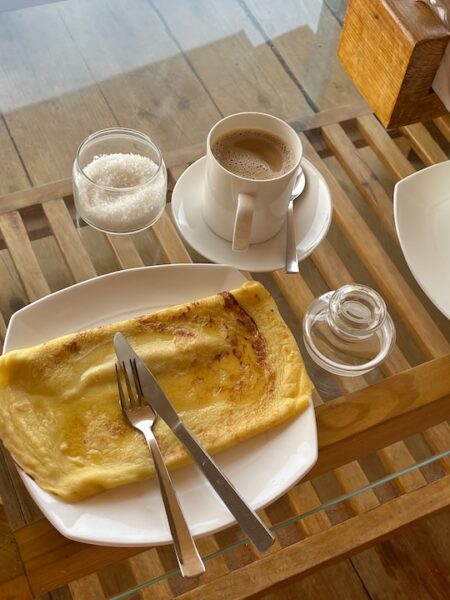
0 106 449 600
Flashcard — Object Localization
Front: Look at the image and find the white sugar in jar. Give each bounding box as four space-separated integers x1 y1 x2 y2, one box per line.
73 128 167 234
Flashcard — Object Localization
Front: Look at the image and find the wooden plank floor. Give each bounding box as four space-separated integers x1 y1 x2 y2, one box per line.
0 1 448 598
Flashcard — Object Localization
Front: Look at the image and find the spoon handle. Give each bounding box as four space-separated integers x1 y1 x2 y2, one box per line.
286 199 299 273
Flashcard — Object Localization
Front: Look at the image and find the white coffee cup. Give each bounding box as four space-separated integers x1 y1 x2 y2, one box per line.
203 112 302 252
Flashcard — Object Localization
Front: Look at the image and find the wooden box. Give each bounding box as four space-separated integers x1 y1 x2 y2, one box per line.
338 0 450 128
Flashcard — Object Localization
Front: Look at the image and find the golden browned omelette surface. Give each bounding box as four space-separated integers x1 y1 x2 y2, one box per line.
0 281 312 502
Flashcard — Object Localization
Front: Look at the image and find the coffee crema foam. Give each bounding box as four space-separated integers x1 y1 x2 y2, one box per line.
212 128 295 180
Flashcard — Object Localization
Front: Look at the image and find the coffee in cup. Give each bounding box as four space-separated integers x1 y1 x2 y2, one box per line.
203 112 302 252
211 129 296 180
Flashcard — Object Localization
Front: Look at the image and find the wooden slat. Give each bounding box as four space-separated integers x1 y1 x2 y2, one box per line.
176 536 229 591
378 344 411 376
310 356 450 480
0 211 50 301
128 549 183 600
311 238 353 289
400 123 448 165
288 483 333 537
42 198 97 283
423 422 450 472
356 114 415 180
152 211 192 264
261 562 370 600
394 136 413 159
333 464 380 514
377 441 428 493
0 179 73 215
0 575 33 600
106 234 145 270
291 105 371 132
322 123 397 241
0 502 34 597
15 526 139 597
165 143 205 171
97 561 137 598
271 270 314 314
155 526 234 598
68 573 105 600
301 134 450 359
350 510 450 600
0 115 30 197
0 506 24 585
433 114 450 143
0 443 42 531
0 311 6 341
176 476 450 600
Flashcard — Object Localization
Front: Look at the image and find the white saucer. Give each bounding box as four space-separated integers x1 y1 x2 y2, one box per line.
171 156 332 272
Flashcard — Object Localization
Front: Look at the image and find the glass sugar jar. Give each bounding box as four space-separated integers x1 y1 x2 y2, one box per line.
73 128 167 234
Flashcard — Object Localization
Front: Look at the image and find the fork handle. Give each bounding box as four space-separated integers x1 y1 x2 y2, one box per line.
143 430 205 578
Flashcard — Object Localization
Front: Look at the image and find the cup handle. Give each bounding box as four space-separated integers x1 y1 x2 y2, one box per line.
232 193 254 252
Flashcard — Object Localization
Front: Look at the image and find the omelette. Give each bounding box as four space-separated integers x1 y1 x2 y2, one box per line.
0 281 312 502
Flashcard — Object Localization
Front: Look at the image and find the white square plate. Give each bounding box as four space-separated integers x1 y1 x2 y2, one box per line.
394 161 450 319
4 264 317 546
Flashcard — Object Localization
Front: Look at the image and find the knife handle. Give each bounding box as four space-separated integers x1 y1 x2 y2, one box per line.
174 423 275 552
144 430 205 578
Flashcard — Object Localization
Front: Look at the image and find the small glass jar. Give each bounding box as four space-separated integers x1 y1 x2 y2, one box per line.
303 284 396 377
72 128 167 234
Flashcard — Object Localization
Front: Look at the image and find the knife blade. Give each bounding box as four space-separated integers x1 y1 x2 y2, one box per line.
113 332 275 552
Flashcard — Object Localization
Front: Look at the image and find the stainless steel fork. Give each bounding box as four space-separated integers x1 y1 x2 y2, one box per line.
115 359 205 578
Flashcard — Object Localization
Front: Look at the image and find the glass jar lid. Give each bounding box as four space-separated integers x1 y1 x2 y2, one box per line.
303 284 396 377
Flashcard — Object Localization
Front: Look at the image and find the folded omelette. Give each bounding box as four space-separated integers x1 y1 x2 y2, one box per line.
0 281 312 502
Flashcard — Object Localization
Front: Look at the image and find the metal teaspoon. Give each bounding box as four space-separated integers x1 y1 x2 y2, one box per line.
285 169 306 274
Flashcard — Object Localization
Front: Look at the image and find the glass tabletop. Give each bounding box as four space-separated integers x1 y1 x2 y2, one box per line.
0 1 449 599
110 449 450 599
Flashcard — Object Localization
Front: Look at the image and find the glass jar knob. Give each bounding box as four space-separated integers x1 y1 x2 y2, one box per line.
303 284 396 377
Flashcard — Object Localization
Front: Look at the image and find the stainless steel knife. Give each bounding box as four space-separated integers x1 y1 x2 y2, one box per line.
113 332 275 552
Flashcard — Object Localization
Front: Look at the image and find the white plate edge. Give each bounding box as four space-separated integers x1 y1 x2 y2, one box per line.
393 170 450 319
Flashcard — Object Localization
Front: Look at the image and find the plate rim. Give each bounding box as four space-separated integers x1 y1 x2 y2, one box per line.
4 263 242 350
394 163 450 319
